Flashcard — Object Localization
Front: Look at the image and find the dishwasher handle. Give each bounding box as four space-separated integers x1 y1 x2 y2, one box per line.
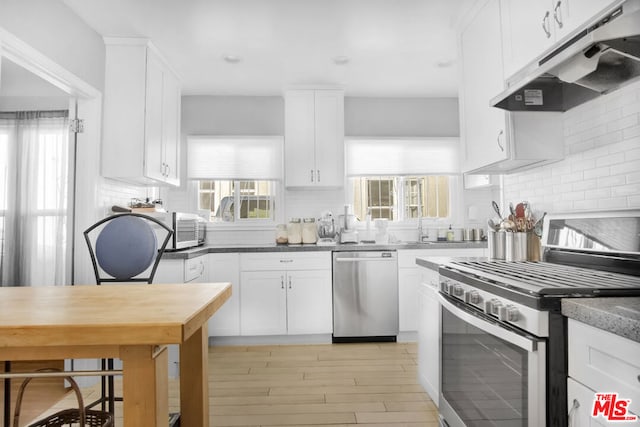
335 257 396 262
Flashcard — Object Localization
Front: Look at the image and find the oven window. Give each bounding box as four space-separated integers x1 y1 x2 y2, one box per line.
441 305 529 426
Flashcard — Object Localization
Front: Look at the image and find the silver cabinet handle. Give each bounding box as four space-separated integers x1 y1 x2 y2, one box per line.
497 130 505 152
165 163 170 178
316 170 320 182
568 398 580 427
280 275 285 289
310 169 314 182
288 276 292 289
553 1 563 29
542 11 552 38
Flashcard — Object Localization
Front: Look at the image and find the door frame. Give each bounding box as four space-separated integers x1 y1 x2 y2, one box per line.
0 26 103 287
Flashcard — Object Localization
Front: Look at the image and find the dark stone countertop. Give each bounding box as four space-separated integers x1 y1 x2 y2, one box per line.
162 241 488 259
562 297 640 343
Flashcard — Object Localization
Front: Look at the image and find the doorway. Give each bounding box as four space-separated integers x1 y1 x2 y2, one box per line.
0 57 73 287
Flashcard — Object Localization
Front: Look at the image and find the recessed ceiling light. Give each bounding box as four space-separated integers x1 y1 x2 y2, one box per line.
333 55 350 65
222 54 242 64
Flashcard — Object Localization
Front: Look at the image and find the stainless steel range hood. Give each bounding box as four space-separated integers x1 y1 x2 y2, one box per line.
492 0 640 112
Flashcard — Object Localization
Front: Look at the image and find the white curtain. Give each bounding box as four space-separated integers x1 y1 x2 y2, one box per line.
0 111 70 287
345 137 460 176
187 136 284 180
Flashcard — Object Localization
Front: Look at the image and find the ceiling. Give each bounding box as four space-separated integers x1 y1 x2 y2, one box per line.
62 0 472 97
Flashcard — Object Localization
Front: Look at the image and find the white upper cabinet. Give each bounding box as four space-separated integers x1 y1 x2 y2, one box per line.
102 38 181 186
501 0 619 78
459 0 509 172
459 0 564 174
285 89 344 188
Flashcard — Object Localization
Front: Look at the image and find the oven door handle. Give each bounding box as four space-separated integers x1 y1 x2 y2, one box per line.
438 293 539 352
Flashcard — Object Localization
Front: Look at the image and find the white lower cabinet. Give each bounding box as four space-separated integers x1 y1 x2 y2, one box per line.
567 319 640 425
418 267 440 407
239 252 332 336
208 253 240 337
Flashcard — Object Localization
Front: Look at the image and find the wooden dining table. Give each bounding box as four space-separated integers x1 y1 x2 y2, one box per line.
0 282 231 427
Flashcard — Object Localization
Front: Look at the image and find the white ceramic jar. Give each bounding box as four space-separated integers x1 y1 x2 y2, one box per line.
287 218 302 244
302 218 317 244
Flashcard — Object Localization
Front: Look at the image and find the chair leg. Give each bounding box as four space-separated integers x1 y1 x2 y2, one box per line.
101 358 107 412
107 358 115 414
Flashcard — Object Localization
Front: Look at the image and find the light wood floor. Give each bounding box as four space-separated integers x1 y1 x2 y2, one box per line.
26 342 440 426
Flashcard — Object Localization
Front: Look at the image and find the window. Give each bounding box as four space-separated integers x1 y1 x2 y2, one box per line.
188 136 283 224
346 137 459 223
198 180 276 222
352 176 450 221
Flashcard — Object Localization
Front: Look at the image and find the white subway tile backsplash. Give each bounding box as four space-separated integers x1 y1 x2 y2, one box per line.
583 166 610 180
627 171 640 184
626 148 640 161
611 184 640 198
597 175 626 188
503 80 640 213
606 114 639 133
597 197 628 210
595 152 625 167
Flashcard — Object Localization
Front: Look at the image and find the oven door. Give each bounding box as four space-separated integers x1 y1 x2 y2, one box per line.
438 293 546 427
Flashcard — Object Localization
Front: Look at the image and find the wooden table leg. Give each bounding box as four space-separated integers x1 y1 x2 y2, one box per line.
120 345 168 427
180 324 209 427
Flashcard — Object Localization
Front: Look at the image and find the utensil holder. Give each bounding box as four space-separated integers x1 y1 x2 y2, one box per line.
506 232 528 262
487 230 506 260
527 233 542 261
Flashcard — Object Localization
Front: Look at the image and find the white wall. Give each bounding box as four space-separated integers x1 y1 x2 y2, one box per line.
0 0 105 92
503 80 640 214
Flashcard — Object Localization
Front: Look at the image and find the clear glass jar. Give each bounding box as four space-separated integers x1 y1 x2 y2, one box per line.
276 224 288 244
287 218 302 244
302 218 317 244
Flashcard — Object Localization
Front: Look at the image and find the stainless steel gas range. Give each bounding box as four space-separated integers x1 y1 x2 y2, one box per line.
436 210 640 427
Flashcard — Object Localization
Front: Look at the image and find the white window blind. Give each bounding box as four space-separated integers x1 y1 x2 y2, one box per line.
345 137 460 176
188 136 283 180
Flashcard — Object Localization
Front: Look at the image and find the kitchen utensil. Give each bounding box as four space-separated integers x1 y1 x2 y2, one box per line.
487 218 500 231
515 202 526 218
509 202 515 216
533 212 547 237
491 201 503 219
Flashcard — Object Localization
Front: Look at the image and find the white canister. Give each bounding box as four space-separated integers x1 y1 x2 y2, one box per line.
287 218 302 244
453 228 463 241
302 218 317 244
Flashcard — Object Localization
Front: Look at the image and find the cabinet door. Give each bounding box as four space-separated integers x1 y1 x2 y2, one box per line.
399 268 420 332
162 69 180 186
208 253 240 336
314 90 344 188
144 50 165 183
418 272 440 407
501 0 555 77
286 270 332 335
567 378 608 426
558 0 618 41
285 90 316 187
460 0 510 172
240 271 287 335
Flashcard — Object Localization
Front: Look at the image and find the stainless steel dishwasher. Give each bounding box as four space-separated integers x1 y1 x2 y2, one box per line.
332 250 398 342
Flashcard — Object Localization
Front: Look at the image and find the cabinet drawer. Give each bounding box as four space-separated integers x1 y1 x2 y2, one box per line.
184 256 206 282
568 319 640 416
240 252 330 271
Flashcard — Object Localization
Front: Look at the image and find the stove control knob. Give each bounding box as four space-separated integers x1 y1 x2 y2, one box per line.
440 280 450 293
464 290 481 305
499 305 520 322
484 298 501 315
452 284 464 298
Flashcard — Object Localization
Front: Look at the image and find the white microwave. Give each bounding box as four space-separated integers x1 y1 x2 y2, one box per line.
149 212 206 251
